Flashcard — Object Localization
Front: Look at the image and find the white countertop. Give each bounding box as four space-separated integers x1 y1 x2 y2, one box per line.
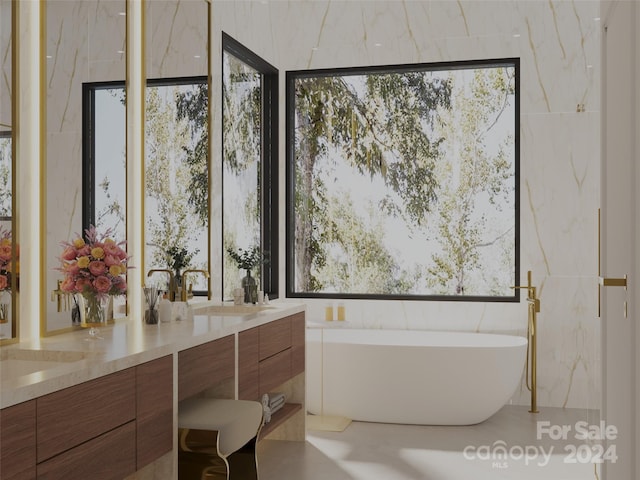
0 301 305 409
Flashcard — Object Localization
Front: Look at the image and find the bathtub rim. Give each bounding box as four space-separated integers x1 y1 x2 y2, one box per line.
306 327 528 348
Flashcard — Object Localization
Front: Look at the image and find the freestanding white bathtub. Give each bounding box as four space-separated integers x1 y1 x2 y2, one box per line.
306 328 527 425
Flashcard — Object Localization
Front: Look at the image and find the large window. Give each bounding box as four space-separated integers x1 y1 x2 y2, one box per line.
144 78 209 293
83 77 209 293
287 59 519 301
82 82 126 241
222 33 278 301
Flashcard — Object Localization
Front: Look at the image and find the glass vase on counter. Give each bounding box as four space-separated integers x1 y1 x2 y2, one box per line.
242 270 258 304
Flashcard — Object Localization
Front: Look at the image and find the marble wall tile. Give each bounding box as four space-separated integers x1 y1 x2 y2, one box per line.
211 0 601 409
520 112 600 277
87 0 126 82
146 0 208 79
514 0 600 114
46 1 89 133
0 0 11 130
41 0 602 408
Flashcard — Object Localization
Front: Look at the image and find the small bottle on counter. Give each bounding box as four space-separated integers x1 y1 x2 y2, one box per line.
337 302 346 321
159 297 172 323
325 303 334 321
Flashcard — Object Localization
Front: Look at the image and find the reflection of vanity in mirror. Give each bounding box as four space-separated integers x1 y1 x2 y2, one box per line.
0 0 16 342
143 0 210 298
44 0 209 334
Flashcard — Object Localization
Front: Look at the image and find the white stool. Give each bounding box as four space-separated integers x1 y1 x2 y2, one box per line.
178 398 264 480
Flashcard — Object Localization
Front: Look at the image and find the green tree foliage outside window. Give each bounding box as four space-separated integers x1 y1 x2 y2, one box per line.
222 51 262 299
289 60 518 299
0 135 11 217
144 81 209 291
86 80 209 293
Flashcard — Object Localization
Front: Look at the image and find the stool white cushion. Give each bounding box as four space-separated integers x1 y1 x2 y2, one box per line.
179 398 263 457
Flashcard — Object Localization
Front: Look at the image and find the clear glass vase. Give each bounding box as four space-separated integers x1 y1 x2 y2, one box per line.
0 290 9 324
80 293 109 340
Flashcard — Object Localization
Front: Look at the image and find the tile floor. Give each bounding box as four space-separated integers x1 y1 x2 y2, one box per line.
258 406 602 479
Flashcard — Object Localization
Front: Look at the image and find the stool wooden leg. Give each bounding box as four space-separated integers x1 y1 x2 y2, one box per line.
226 435 259 480
178 450 228 480
178 428 229 480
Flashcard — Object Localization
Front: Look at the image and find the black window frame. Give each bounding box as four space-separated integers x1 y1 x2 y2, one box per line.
222 32 279 300
285 58 520 303
83 76 211 296
82 80 127 232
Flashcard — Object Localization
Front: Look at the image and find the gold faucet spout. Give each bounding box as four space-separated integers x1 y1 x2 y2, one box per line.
51 280 65 312
147 269 176 302
181 270 210 302
511 270 540 414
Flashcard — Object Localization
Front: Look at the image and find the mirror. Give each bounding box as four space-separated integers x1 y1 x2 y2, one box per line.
0 0 15 341
42 0 210 334
44 0 126 334
143 0 210 299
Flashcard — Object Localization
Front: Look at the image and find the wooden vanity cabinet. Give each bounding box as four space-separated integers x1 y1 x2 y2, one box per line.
0 400 36 480
178 334 235 401
35 368 136 478
291 312 305 377
36 368 136 464
36 422 136 480
0 309 305 478
136 355 173 469
238 312 305 439
0 356 174 479
238 326 260 400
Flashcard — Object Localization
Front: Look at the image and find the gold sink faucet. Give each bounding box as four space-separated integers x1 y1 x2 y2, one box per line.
147 269 177 302
51 280 71 312
181 270 210 302
511 270 541 414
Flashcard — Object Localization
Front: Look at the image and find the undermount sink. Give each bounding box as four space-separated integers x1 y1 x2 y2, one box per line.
193 304 275 316
0 349 91 378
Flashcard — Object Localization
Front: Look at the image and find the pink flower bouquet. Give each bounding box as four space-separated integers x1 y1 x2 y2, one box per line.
59 225 129 299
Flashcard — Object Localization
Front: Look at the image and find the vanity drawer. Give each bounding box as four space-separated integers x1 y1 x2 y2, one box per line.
178 334 235 401
259 317 291 360
259 348 291 395
36 368 136 463
0 400 36 480
136 355 173 469
238 327 260 400
291 312 305 377
36 421 136 480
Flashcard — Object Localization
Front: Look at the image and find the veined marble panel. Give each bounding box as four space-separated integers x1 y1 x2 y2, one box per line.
87 0 126 82
39 0 603 408
514 0 600 114
146 0 208 79
0 0 11 130
46 1 89 133
210 0 602 409
46 130 84 333
520 112 600 277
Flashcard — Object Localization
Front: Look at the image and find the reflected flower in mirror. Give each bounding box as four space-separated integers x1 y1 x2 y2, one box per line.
0 226 17 292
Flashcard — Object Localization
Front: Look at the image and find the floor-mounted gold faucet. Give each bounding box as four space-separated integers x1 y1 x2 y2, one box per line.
511 270 540 414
